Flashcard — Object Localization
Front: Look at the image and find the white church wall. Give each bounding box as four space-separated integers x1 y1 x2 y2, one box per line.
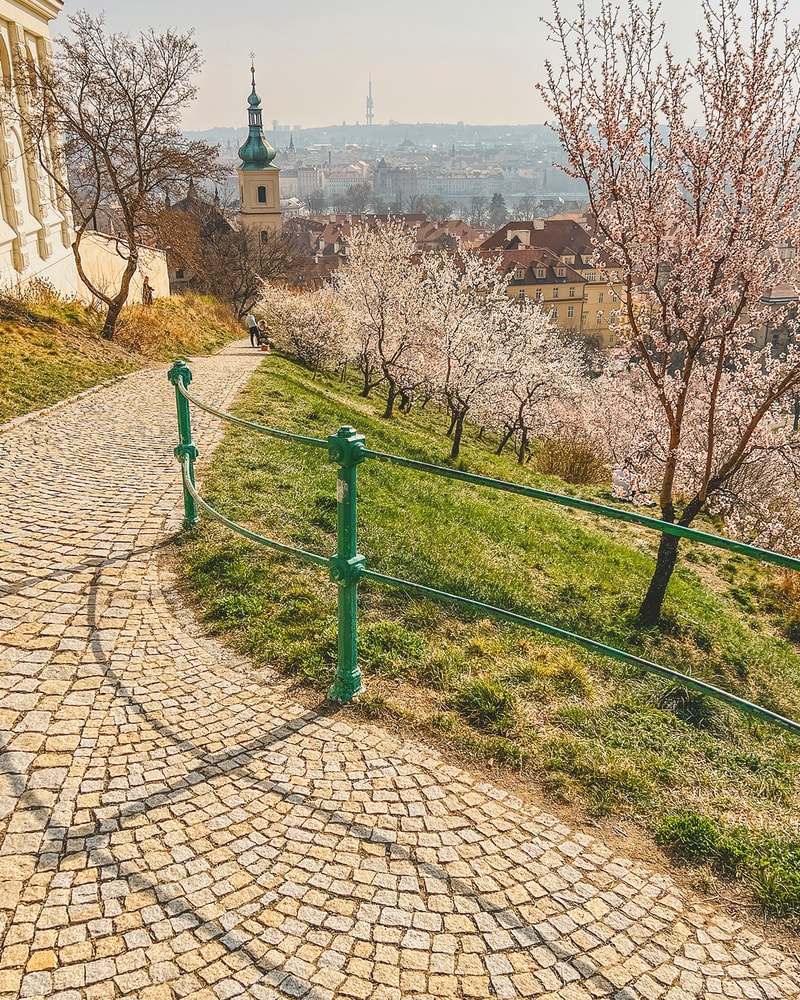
0 1 78 296
0 3 172 307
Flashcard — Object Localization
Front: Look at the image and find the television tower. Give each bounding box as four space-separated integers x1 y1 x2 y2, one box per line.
366 74 374 126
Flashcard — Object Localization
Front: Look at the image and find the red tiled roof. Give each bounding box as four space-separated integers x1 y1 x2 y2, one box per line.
482 247 586 285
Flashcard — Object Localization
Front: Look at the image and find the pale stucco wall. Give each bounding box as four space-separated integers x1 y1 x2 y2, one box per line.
76 232 170 306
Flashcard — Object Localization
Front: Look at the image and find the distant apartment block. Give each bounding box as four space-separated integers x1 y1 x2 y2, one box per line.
374 159 507 207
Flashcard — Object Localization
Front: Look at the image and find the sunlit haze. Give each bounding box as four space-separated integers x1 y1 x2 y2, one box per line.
58 1 800 133
48 1 577 131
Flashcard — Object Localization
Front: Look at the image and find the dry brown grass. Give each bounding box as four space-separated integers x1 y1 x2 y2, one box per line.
115 293 241 358
533 432 609 484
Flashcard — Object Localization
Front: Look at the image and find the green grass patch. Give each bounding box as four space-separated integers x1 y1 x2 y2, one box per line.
178 351 800 925
452 677 518 734
657 812 800 927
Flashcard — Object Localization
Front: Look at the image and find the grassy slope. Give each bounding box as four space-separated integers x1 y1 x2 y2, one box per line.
0 291 241 422
179 353 800 925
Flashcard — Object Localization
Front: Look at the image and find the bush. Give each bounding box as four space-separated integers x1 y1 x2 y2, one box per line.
656 813 800 925
453 677 517 734
115 293 239 356
656 812 719 861
533 433 608 484
753 854 800 923
769 570 800 641
360 620 427 676
656 684 728 730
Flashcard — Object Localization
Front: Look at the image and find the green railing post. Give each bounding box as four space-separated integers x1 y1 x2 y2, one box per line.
168 360 200 528
327 425 366 703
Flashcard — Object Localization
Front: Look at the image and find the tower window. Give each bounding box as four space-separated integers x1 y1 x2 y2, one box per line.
257 186 267 203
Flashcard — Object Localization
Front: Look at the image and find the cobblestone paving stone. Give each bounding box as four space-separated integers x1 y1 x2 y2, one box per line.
0 341 799 1000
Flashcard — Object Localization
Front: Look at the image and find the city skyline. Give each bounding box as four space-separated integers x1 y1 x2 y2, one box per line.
49 1 575 132
57 2 800 134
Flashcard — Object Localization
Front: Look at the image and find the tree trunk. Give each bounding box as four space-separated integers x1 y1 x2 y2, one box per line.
99 243 138 341
496 425 516 456
638 532 681 625
101 296 125 341
361 364 373 397
517 426 529 465
450 413 465 460
383 377 398 419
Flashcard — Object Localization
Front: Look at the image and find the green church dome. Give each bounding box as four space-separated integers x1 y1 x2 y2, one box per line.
238 66 276 170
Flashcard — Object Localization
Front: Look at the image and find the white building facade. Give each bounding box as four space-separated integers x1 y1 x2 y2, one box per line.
0 0 78 293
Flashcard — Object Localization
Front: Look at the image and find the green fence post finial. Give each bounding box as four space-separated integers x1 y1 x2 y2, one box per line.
168 360 200 528
328 425 366 703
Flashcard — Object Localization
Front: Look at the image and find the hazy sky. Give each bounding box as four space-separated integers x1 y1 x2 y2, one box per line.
49 1 574 130
54 2 800 133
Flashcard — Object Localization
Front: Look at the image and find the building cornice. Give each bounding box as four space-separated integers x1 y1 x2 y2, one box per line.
8 0 64 24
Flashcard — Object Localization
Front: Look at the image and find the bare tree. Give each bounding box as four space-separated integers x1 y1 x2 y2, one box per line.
202 227 302 318
152 198 302 318
407 195 455 220
468 197 488 227
11 12 218 340
305 190 328 215
513 194 539 218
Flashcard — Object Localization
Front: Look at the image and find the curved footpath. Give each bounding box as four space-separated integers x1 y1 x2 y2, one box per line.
0 341 798 1000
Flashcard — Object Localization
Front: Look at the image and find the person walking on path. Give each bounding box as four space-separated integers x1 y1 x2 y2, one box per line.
246 312 259 347
141 275 154 306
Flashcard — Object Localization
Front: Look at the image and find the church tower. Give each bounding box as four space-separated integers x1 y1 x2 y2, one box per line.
237 62 281 237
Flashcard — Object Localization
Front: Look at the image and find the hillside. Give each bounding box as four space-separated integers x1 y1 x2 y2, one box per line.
178 352 800 926
0 286 242 423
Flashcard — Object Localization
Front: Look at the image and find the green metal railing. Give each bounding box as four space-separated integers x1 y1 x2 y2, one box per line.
168 360 800 737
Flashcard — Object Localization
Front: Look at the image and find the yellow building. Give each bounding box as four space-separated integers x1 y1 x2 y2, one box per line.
481 219 625 347
485 247 586 334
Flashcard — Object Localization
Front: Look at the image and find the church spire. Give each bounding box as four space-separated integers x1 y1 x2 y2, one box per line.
237 59 276 170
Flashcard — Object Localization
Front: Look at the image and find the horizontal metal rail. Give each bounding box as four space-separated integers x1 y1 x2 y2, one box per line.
176 379 328 451
178 456 329 569
360 568 800 738
168 361 800 725
362 448 800 573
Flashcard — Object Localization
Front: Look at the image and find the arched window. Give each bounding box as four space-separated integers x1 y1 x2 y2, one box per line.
25 44 38 95
0 37 12 93
257 186 267 204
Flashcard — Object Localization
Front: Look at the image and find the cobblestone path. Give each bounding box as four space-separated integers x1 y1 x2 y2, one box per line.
0 342 798 1000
